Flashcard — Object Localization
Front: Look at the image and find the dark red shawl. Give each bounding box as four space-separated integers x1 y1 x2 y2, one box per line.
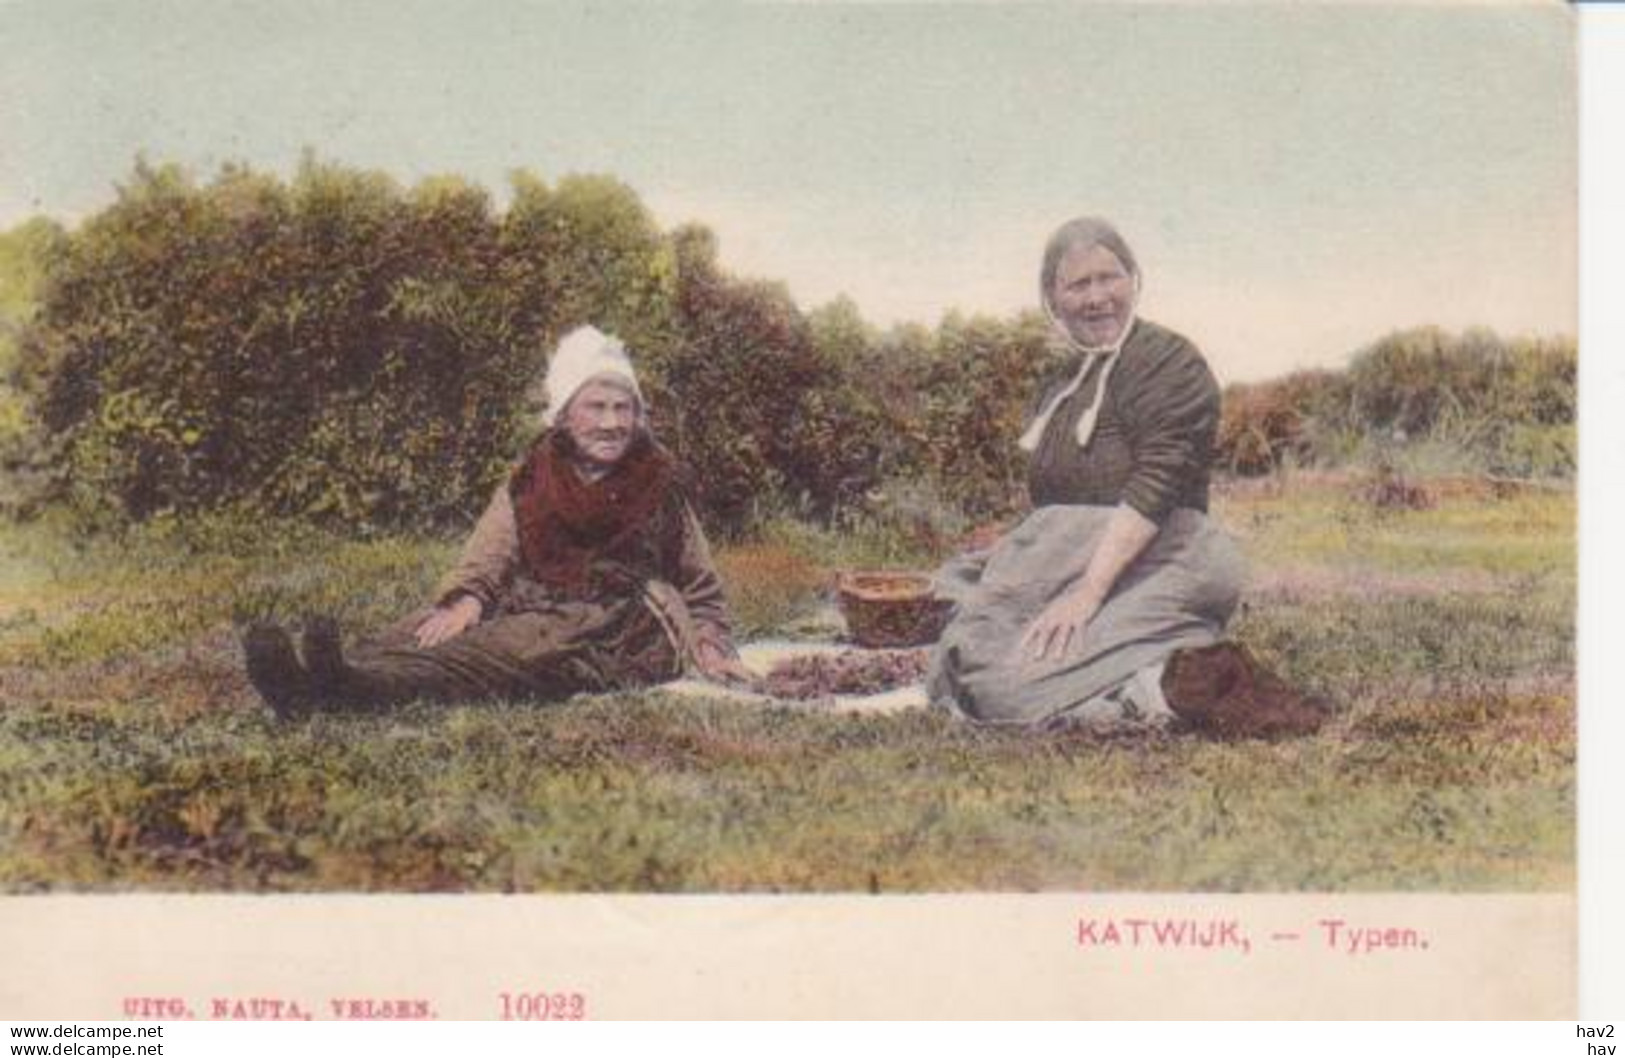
509 430 683 595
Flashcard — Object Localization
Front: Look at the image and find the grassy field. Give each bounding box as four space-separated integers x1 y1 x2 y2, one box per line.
0 477 1574 892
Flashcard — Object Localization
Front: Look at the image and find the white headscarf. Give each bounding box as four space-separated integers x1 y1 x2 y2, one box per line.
539 325 644 426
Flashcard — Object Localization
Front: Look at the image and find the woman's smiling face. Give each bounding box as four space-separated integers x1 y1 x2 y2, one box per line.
1050 242 1136 349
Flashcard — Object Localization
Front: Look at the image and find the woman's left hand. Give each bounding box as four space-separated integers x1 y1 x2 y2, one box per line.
696 640 758 687
1018 587 1104 662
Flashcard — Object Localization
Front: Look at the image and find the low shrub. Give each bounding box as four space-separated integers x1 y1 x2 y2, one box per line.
1219 328 1575 480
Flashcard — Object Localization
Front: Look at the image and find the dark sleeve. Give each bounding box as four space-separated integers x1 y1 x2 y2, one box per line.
1119 341 1220 524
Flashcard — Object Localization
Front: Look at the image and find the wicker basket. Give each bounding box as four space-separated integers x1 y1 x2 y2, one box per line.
834 570 953 648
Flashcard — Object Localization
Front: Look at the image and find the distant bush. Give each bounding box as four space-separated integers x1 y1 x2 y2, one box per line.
907 312 1056 517
643 228 887 535
1219 327 1575 479
797 311 1057 524
17 160 535 528
1218 369 1339 476
0 218 68 515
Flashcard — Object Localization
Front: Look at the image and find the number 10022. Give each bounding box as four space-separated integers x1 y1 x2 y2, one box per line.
498 991 586 1020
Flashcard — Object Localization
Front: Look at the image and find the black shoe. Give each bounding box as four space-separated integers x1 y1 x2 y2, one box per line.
242 623 313 720
301 614 347 700
301 615 388 711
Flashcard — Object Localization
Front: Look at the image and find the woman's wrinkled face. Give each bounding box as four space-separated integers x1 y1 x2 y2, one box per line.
562 378 640 470
1051 242 1136 349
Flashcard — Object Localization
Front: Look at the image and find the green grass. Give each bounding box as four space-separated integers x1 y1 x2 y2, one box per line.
0 481 1575 892
0 696 1571 892
1215 483 1574 577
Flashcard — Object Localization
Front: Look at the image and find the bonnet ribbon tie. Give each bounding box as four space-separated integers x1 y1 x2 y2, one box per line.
1018 316 1133 453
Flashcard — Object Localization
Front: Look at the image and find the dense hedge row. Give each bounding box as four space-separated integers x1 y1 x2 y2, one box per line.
7 160 1060 534
4 160 1577 537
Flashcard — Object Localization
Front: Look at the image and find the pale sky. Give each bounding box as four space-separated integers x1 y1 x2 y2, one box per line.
0 1 1576 381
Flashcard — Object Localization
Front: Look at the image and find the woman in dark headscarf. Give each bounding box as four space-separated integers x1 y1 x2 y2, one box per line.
927 217 1322 736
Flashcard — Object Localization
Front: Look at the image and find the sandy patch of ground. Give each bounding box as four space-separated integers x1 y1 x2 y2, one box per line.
662 640 929 715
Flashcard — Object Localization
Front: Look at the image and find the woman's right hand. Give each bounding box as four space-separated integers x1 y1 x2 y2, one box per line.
415 595 483 648
1017 585 1105 662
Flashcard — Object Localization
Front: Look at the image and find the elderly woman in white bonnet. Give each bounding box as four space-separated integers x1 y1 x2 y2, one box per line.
242 324 751 718
928 218 1325 737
